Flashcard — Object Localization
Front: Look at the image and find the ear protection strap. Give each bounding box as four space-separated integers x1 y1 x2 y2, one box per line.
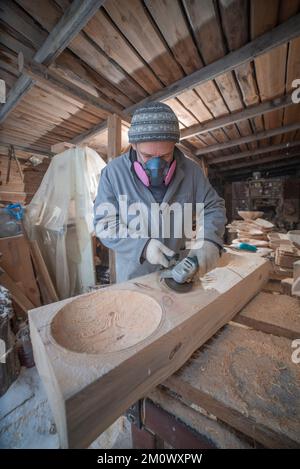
164 159 176 185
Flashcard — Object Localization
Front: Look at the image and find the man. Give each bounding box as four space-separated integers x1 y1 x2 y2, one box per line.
94 102 226 283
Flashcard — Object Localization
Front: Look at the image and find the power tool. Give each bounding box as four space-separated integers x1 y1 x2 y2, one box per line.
160 255 198 293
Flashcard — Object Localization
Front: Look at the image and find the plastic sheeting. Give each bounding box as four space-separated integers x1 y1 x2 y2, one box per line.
25 147 106 300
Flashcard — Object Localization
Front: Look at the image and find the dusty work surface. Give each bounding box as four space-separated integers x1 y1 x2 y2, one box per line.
165 323 300 448
235 291 300 339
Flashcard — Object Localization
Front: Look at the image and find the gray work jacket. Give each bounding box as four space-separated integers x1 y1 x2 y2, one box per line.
94 147 226 283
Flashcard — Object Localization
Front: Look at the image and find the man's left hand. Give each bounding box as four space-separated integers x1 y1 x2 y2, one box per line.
189 240 221 278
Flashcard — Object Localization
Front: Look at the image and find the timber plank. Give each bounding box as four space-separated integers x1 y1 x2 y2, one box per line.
104 0 204 129
29 240 59 304
0 234 41 307
283 37 300 140
218 0 261 148
68 34 147 103
251 0 286 146
183 0 246 146
105 0 183 85
0 267 34 315
233 291 300 339
107 114 122 284
83 9 162 95
0 0 46 50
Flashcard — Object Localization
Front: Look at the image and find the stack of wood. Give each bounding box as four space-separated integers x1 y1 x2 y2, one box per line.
267 232 292 250
0 233 60 388
275 245 300 269
266 233 300 270
227 216 274 247
0 233 58 319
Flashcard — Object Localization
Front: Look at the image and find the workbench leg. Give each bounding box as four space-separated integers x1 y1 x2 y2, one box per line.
131 424 164 449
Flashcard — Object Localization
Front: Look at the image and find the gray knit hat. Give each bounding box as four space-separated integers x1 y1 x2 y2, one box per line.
128 102 180 143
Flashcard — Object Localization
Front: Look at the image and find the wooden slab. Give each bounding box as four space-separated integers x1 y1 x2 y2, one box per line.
234 291 300 339
165 324 300 448
0 235 40 307
28 251 269 448
281 277 294 296
29 240 58 304
0 267 34 315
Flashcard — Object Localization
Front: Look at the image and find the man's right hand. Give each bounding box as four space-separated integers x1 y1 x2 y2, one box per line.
145 239 175 268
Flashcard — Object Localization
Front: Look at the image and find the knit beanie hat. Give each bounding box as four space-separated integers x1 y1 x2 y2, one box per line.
128 102 180 143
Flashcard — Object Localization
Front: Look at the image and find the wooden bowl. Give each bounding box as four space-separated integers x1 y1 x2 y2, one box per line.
238 210 264 220
51 290 163 354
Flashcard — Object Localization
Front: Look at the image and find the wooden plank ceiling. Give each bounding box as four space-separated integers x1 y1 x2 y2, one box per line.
0 0 300 172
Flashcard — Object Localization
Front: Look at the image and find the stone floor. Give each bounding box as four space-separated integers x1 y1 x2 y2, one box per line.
0 367 131 449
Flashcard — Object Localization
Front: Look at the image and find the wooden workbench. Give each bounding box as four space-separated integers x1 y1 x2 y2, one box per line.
132 288 300 449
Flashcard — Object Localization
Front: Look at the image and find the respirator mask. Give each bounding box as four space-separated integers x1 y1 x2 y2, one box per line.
133 150 176 187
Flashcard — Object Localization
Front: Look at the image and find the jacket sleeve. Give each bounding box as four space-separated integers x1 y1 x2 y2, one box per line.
194 168 227 248
94 166 149 263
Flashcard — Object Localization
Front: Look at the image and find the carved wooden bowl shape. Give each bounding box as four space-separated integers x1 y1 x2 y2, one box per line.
51 290 163 354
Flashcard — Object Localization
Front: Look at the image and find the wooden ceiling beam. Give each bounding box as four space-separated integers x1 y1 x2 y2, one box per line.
220 157 300 178
195 122 300 156
220 152 300 171
18 56 128 119
0 0 107 123
181 94 294 140
71 93 294 146
210 141 300 164
0 142 53 158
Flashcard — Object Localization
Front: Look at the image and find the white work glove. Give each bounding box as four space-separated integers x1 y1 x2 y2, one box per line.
145 239 175 268
189 240 221 277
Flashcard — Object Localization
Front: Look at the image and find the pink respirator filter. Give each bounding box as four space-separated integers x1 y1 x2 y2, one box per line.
133 161 150 186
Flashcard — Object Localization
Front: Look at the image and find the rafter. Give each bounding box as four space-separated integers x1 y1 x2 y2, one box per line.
195 123 300 156
71 12 300 145
221 152 300 171
210 141 300 164
19 55 128 119
182 94 294 140
0 0 106 123
125 13 300 114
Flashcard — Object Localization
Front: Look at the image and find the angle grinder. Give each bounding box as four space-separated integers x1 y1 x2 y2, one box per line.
160 255 198 293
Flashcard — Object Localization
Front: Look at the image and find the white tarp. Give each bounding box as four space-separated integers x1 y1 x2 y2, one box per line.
25 146 106 299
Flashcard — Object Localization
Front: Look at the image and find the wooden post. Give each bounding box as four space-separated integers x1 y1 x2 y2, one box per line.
11 145 24 182
6 146 12 184
107 114 122 284
201 158 208 177
108 114 122 162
